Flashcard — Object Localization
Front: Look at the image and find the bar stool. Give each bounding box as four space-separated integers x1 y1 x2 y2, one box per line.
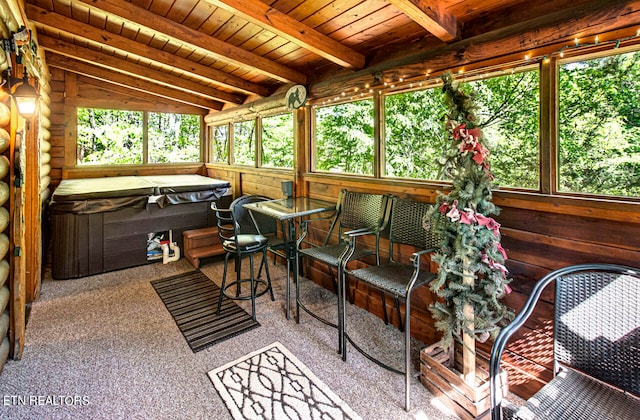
212 202 274 321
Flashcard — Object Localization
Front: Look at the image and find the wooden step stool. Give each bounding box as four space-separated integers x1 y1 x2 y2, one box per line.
183 227 225 268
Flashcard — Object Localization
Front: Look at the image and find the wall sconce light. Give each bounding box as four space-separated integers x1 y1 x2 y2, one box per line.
3 68 39 119
2 28 40 119
11 70 39 119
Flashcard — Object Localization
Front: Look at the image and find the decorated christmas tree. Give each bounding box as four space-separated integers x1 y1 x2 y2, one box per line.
426 72 513 349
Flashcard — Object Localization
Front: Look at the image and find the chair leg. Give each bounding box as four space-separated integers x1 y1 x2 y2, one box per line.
405 295 411 412
257 252 266 279
263 248 275 301
235 255 242 298
380 292 389 325
339 263 346 359
331 264 354 304
217 252 231 315
395 297 404 332
249 253 256 321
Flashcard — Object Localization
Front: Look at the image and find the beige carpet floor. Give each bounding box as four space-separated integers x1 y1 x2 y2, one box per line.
0 257 461 420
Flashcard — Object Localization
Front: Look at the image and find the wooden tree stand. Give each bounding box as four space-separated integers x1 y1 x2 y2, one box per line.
420 341 508 420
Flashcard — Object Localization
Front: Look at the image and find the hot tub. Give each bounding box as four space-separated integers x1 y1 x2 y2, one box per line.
49 175 231 279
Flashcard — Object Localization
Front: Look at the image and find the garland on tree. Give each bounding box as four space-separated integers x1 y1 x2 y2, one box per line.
425 72 514 348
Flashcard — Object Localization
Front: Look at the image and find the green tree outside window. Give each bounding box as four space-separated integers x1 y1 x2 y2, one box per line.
210 125 229 163
77 108 143 165
558 50 640 197
148 113 200 163
233 120 256 166
262 113 294 168
315 99 374 175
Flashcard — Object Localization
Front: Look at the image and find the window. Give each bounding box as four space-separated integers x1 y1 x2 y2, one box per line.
232 120 256 166
314 99 374 175
461 69 540 189
261 113 294 168
77 108 201 165
558 49 640 197
77 108 143 165
384 88 448 180
210 124 229 163
148 113 200 163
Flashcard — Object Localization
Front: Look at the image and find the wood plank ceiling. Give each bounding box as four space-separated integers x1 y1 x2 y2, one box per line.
23 0 640 113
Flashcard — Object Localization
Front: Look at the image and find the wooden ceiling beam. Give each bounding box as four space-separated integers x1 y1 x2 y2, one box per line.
311 0 640 98
25 4 268 97
46 53 223 110
72 76 208 115
388 0 458 42
205 0 365 70
39 35 239 105
76 0 307 84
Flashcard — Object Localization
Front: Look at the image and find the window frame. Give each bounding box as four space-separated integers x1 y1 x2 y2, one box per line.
205 109 295 170
553 44 640 200
76 108 203 166
310 95 376 176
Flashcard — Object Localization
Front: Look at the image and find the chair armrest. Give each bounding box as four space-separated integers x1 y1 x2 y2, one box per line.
338 228 378 266
410 248 438 267
343 227 376 238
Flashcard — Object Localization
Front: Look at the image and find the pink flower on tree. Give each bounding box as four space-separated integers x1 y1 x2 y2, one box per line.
495 243 508 260
475 213 501 237
453 123 467 139
459 208 476 224
445 200 460 222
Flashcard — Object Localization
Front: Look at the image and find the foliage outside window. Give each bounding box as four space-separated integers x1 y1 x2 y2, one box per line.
232 120 256 166
314 99 374 175
261 113 294 168
77 109 201 165
147 113 200 163
210 124 229 163
384 88 448 180
461 69 540 189
77 108 143 164
558 49 640 197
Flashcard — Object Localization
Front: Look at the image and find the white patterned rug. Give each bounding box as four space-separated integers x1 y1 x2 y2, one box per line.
208 342 362 420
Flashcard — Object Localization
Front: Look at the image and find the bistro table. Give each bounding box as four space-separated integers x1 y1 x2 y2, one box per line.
243 197 336 320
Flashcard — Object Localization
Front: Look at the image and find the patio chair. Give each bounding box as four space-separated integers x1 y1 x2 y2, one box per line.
340 196 440 411
212 201 275 321
296 189 390 350
489 263 640 420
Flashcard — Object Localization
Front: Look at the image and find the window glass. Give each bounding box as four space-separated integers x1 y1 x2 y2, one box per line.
77 108 143 165
210 124 229 163
261 113 294 168
314 99 374 175
558 50 640 197
462 70 540 189
233 120 256 166
148 113 200 163
384 88 448 180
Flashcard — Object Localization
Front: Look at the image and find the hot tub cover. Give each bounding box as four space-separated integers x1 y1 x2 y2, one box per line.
50 174 230 214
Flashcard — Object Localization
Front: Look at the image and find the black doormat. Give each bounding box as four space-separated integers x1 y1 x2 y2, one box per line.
151 270 260 353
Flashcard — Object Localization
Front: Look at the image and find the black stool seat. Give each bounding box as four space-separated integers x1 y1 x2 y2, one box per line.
223 234 268 252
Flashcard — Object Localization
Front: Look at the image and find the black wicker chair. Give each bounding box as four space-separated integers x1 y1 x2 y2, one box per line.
489 263 640 420
212 200 275 321
340 196 440 411
296 189 390 350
